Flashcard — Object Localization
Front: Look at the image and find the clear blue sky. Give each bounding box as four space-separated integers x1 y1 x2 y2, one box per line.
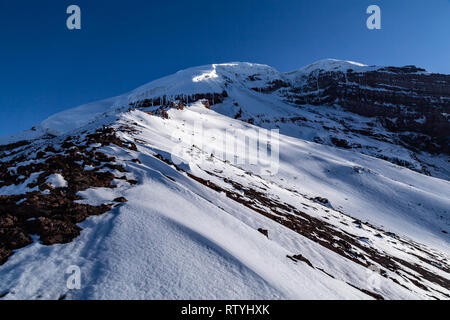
0 0 449 137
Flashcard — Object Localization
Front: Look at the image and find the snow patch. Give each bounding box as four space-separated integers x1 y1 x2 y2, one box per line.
46 173 68 188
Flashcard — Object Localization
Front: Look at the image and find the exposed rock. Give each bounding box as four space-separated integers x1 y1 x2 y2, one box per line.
257 228 269 238
0 140 30 152
330 137 351 149
234 108 243 119
286 67 450 154
313 197 330 206
253 79 290 93
27 217 81 245
201 99 210 109
0 126 135 265
133 91 228 109
0 247 11 265
161 108 169 119
288 254 314 268
177 101 185 110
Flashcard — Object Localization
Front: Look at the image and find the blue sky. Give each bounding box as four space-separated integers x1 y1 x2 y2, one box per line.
0 0 449 137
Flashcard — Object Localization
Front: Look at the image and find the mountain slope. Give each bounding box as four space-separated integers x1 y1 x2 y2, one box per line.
0 60 449 300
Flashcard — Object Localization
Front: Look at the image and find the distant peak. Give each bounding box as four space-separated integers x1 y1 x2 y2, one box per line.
296 58 370 73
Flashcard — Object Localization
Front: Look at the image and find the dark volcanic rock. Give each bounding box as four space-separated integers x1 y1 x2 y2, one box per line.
27 217 81 245
286 66 450 154
330 137 351 149
257 228 269 238
0 126 135 265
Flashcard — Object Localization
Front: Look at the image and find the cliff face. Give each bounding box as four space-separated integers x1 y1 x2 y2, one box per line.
285 66 450 154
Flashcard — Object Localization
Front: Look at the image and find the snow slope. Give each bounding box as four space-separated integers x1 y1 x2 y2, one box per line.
0 60 449 300
134 104 450 251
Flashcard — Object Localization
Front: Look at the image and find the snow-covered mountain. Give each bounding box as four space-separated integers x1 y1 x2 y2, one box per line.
0 59 449 300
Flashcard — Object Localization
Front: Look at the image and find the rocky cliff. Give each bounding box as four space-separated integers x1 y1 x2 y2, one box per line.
283 64 450 154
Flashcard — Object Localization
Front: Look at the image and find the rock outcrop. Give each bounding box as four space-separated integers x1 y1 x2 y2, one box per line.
284 66 450 154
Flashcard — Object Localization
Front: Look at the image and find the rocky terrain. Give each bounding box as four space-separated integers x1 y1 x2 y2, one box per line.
283 63 450 155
